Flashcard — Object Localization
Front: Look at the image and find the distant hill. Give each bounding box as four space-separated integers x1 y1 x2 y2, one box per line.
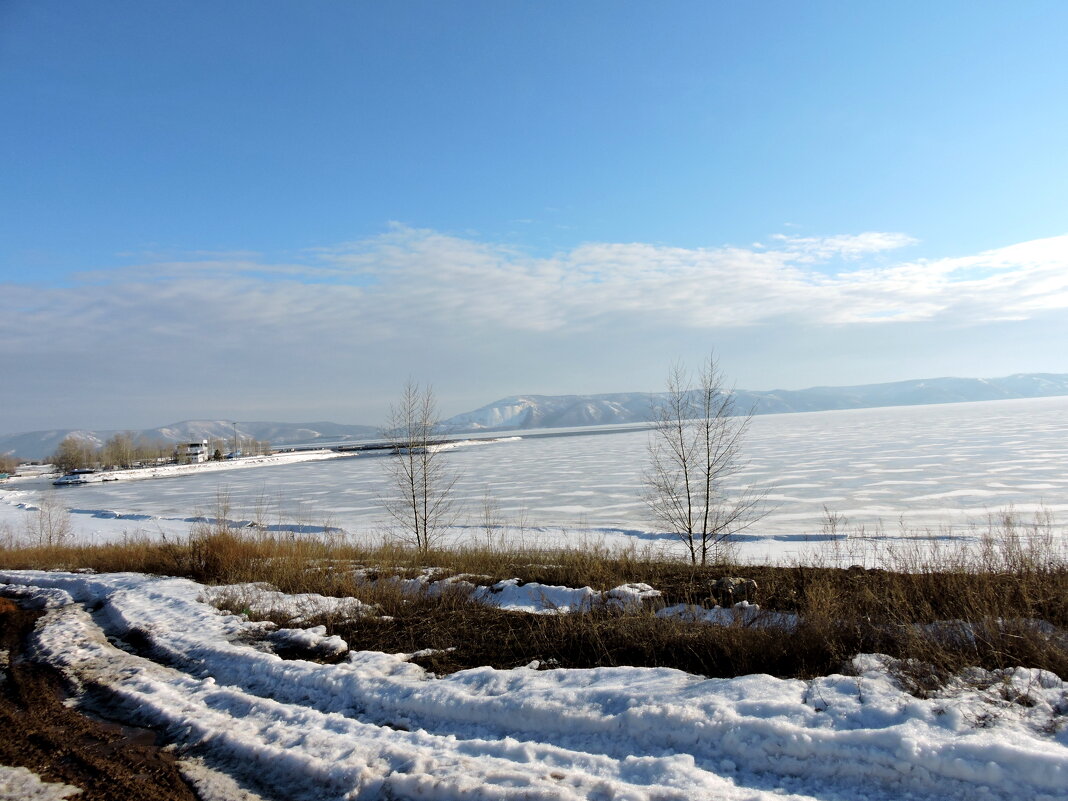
4 373 1068 461
442 373 1068 431
0 420 378 461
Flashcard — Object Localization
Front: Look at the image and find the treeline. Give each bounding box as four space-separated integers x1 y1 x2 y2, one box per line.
0 454 18 474
51 433 272 473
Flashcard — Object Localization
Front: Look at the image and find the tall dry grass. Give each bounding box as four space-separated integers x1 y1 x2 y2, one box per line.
0 507 1065 684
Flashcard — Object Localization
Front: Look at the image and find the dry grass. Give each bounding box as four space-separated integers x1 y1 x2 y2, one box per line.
1 512 1065 686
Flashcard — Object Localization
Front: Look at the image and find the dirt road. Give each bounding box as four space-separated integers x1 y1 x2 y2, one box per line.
0 597 201 801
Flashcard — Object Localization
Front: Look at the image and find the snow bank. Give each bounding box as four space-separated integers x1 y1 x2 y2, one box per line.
1 569 1065 801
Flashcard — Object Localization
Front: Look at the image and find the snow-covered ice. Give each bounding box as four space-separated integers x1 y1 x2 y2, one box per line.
1 570 1065 801
3 397 1068 563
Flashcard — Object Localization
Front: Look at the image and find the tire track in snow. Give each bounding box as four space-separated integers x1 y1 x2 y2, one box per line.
31 605 741 801
5 571 1067 801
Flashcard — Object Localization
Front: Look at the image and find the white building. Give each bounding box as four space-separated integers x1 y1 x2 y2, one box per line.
182 440 210 463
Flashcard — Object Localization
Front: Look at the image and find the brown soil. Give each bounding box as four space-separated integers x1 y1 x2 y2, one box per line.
0 597 201 801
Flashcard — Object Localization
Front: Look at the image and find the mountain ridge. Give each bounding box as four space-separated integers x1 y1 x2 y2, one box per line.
441 372 1068 430
3 373 1067 460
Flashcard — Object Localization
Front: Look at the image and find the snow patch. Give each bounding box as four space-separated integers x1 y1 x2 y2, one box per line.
0 765 82 800
201 584 374 625
266 626 349 658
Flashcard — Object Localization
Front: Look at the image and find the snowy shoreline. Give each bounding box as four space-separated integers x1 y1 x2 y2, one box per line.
0 450 351 545
12 448 351 486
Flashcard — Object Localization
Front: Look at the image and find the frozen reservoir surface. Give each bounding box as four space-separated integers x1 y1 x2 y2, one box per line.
3 396 1068 562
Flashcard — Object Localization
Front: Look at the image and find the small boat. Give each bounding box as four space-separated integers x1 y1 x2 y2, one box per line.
53 475 88 486
53 468 95 486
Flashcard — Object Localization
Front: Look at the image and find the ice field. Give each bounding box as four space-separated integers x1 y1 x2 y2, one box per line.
3 396 1068 562
2 399 1068 799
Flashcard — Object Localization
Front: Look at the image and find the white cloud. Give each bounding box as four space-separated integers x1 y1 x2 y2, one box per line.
6 229 1068 351
769 231 918 261
2 228 1067 430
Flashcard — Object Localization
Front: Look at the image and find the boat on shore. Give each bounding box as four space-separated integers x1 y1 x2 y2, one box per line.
53 469 96 486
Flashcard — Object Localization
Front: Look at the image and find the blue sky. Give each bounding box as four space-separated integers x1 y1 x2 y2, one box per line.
2 1 1067 433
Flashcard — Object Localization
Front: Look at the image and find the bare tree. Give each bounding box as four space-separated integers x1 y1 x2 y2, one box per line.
643 354 765 565
102 432 135 469
380 381 459 552
133 436 169 465
52 435 97 473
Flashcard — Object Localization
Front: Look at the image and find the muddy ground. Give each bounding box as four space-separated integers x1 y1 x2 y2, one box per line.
0 597 201 801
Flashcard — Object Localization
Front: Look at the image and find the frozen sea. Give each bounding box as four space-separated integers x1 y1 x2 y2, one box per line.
4 396 1068 562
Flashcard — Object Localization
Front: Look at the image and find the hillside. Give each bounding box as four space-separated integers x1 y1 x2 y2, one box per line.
4 373 1068 460
442 373 1068 430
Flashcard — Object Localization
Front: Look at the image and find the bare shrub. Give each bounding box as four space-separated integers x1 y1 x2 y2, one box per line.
24 492 73 548
0 521 18 550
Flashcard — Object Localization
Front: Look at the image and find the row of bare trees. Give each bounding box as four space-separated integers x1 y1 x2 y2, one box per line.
52 433 176 472
50 433 271 472
381 353 764 562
